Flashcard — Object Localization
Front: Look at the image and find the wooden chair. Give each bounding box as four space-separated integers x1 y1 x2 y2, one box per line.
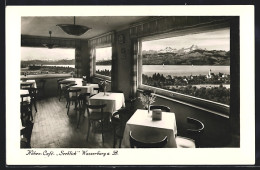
150 105 171 112
59 81 71 101
23 87 38 112
129 131 168 148
37 79 46 98
85 104 110 144
77 92 91 128
66 88 81 115
111 108 131 148
20 93 33 123
176 117 205 148
57 78 65 96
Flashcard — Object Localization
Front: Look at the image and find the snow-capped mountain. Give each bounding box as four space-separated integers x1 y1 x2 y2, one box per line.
157 45 200 54
158 47 177 53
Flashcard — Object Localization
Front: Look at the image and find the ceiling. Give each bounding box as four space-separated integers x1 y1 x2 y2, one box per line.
21 16 148 39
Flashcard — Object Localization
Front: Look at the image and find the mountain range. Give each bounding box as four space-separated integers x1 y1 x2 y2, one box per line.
142 45 230 65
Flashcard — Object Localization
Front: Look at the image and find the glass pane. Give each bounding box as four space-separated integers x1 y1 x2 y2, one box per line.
141 28 230 105
21 47 75 75
95 47 112 77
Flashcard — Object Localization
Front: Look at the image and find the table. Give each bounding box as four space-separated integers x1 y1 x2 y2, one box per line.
20 80 37 88
89 92 125 113
60 78 83 88
69 83 99 97
121 109 178 148
20 89 30 102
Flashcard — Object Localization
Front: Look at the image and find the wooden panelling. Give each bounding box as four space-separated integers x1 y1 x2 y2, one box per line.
129 16 232 38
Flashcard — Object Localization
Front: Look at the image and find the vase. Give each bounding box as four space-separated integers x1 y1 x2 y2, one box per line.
147 104 150 114
104 86 106 96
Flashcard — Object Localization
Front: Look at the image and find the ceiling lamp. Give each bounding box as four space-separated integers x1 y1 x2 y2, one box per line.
56 16 91 36
42 31 57 49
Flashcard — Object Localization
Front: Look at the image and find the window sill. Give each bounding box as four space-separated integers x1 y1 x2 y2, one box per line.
94 73 111 82
138 84 230 118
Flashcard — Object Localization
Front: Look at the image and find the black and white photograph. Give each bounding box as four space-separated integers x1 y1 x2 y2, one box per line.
6 5 255 165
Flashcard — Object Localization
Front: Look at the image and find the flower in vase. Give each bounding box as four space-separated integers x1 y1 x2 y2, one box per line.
138 90 156 110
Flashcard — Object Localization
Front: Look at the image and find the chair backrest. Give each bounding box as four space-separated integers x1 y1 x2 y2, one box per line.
111 109 130 127
77 93 91 109
23 87 37 99
150 105 171 112
67 89 81 99
186 117 204 147
129 131 168 148
85 104 107 117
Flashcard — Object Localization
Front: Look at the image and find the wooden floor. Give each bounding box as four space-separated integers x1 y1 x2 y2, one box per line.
30 96 117 148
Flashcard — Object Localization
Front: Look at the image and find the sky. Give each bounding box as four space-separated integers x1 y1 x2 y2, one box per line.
142 28 230 51
21 47 75 60
96 47 112 61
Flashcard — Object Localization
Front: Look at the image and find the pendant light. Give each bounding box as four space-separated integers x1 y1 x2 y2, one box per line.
57 16 91 36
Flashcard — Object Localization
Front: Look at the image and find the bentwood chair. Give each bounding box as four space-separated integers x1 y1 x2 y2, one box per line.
66 88 81 115
20 93 33 123
57 78 65 95
85 104 110 144
77 92 91 128
23 87 38 112
150 105 171 112
175 117 205 148
59 81 71 101
111 108 131 148
129 131 168 148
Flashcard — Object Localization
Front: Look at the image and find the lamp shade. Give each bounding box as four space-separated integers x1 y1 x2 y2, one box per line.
57 24 91 36
42 31 58 49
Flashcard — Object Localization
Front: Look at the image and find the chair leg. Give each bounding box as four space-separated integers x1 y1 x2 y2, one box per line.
67 102 70 115
101 120 104 145
76 110 81 129
86 121 91 141
33 101 37 112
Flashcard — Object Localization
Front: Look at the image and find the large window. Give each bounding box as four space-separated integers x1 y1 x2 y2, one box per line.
95 46 112 77
21 47 75 75
140 27 230 106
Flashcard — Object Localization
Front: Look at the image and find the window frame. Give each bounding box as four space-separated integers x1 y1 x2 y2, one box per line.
137 22 231 116
93 44 112 81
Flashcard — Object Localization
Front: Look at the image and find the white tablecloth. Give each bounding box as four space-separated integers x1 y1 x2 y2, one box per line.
89 92 125 113
121 109 178 148
20 89 30 102
69 83 99 97
20 80 37 88
60 78 83 88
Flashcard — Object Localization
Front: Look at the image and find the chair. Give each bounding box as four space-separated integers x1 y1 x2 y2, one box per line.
23 87 38 112
20 120 34 148
59 81 71 101
57 78 65 96
77 92 91 128
65 88 81 115
175 117 205 148
150 105 171 112
37 79 46 98
111 108 131 148
20 93 33 123
129 131 168 148
85 104 110 144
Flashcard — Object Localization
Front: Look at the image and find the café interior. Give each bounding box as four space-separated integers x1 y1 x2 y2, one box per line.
19 16 240 148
